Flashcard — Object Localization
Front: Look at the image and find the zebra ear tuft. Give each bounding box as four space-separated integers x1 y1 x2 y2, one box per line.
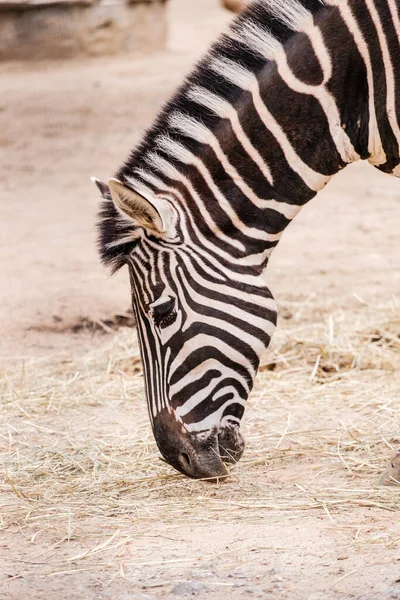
108 178 167 235
91 177 111 199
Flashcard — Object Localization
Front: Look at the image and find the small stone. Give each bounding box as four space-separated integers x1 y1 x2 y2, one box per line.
189 569 215 579
230 567 248 579
378 451 400 486
119 595 151 600
171 582 206 596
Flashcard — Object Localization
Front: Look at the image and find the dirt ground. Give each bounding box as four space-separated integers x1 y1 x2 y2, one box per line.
1 0 400 599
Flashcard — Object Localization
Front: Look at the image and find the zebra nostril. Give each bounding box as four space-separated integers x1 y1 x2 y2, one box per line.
178 451 192 472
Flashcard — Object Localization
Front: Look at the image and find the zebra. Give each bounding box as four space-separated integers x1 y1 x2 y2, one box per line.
93 0 400 479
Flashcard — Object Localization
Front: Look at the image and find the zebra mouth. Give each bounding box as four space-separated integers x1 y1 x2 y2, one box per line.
217 421 245 465
193 420 245 466
152 409 245 479
177 422 244 480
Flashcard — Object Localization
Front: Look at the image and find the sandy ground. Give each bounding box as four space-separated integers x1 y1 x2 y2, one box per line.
1 0 400 598
0 0 233 360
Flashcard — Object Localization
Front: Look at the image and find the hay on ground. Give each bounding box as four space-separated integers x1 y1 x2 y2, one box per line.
1 295 399 580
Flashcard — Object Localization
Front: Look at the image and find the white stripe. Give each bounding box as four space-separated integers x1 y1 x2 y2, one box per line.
364 0 400 151
274 49 359 163
307 23 333 84
325 0 386 165
168 333 256 384
137 170 277 274
210 57 331 191
156 134 283 242
187 84 275 186
145 151 246 253
170 359 251 399
178 263 276 336
233 17 358 164
176 379 243 420
259 0 313 31
145 231 273 287
176 248 277 311
388 0 400 44
168 112 301 220
185 398 246 433
228 19 281 61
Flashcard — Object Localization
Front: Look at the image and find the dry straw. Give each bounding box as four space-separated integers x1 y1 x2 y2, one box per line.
1 294 399 579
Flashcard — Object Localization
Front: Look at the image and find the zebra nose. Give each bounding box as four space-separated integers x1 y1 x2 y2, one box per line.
175 423 245 479
178 451 192 472
176 446 229 479
152 411 244 479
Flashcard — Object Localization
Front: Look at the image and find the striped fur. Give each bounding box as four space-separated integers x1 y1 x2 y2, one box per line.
98 0 400 478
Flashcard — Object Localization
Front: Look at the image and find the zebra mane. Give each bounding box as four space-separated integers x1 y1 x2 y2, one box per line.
98 0 328 271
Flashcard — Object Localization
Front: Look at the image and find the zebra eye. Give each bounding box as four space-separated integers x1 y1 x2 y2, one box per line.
150 296 177 329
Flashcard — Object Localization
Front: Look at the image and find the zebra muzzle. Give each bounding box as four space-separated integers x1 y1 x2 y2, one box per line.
153 412 245 480
179 422 245 480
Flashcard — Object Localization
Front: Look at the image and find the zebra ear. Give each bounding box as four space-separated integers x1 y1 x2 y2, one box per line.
108 178 168 235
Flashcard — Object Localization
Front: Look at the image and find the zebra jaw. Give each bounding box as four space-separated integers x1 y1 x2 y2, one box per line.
153 410 245 480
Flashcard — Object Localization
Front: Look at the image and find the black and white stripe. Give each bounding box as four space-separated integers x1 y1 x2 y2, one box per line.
98 0 400 477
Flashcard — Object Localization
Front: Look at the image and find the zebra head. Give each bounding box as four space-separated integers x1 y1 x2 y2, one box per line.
95 177 277 479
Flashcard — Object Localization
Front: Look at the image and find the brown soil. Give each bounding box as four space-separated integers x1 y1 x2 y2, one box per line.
1 1 400 599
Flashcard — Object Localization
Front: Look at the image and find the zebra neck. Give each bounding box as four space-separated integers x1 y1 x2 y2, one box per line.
125 0 395 269
160 19 368 266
